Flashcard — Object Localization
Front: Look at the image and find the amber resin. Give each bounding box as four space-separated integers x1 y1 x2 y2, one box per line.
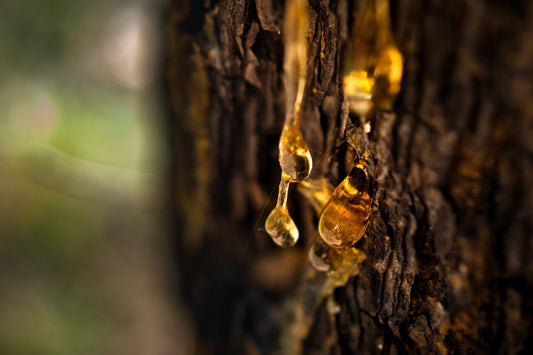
298 176 368 273
279 124 312 182
265 175 299 246
372 45 403 109
297 178 334 215
318 159 373 248
343 0 403 115
279 0 312 183
265 206 299 247
308 237 365 273
265 0 312 247
284 0 309 115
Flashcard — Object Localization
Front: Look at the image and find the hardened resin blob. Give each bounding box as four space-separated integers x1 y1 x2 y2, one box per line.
372 45 403 109
318 160 373 248
309 236 366 273
265 175 299 247
265 206 299 247
279 124 313 182
343 0 403 114
308 237 333 272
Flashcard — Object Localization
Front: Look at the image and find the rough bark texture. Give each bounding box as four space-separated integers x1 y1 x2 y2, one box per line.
167 0 533 353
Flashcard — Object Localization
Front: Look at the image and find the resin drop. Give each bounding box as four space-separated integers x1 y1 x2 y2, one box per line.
372 45 403 110
308 237 333 272
343 70 375 115
265 206 299 247
264 0 311 248
342 0 403 114
279 124 313 182
309 236 366 273
318 161 373 248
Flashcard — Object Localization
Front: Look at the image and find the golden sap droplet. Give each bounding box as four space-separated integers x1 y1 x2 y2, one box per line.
343 70 375 116
372 45 403 110
279 124 312 182
318 164 373 248
342 0 403 114
265 206 299 247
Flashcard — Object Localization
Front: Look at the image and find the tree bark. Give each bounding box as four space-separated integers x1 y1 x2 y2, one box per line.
167 0 533 353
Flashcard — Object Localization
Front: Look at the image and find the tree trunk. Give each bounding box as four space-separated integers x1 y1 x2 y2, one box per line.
167 0 533 353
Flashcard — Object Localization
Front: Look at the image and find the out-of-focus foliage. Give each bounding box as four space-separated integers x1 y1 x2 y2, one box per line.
0 1 188 354
0 1 89 75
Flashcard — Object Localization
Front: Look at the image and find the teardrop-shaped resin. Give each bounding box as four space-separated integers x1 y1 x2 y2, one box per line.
265 206 299 247
318 163 373 247
279 124 312 182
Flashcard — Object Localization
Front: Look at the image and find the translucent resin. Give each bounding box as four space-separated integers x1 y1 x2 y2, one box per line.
318 160 373 247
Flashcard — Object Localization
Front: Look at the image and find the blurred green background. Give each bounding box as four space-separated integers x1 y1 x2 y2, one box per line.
0 1 190 354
